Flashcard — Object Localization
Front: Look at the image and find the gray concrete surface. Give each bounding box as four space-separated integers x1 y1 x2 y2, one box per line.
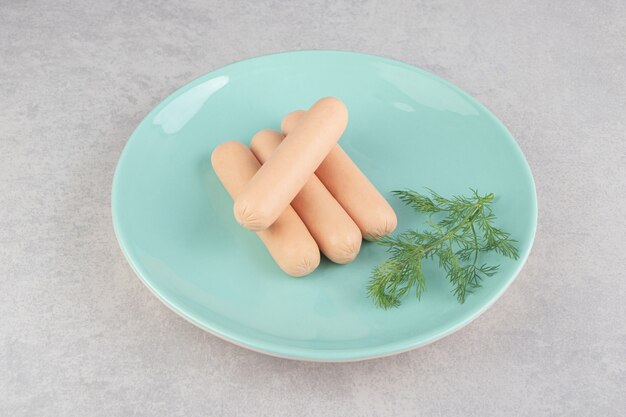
1 1 625 415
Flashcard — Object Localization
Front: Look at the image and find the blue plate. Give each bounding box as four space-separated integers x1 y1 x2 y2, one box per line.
112 51 537 361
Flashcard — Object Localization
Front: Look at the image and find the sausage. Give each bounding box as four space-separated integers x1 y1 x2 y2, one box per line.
250 129 362 264
280 109 306 134
281 110 397 240
234 97 348 231
211 141 320 277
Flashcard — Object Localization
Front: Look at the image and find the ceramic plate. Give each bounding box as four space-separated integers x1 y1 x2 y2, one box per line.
112 51 537 361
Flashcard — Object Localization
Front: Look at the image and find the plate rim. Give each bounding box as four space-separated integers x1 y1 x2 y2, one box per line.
111 50 538 362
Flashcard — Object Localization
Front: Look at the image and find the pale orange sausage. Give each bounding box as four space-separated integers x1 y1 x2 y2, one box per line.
282 110 397 240
250 129 362 264
234 97 348 231
211 141 320 277
280 110 306 133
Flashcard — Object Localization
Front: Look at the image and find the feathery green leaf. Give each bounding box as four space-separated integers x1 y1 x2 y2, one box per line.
368 189 519 307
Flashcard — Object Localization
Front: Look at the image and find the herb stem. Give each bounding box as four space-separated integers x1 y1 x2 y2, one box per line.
427 201 484 251
471 223 479 265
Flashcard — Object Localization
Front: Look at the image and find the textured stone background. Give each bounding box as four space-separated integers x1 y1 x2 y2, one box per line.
1 1 625 415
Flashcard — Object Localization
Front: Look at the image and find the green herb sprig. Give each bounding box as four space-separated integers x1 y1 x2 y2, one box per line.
368 189 519 308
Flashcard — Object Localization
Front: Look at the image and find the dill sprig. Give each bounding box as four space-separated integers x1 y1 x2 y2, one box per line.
368 189 519 308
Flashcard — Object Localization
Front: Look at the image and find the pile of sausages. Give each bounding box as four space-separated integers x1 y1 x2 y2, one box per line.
211 97 397 277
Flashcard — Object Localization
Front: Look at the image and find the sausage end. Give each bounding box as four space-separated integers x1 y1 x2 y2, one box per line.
233 198 272 231
210 140 246 167
324 232 362 264
362 211 398 241
282 249 321 277
280 110 306 134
